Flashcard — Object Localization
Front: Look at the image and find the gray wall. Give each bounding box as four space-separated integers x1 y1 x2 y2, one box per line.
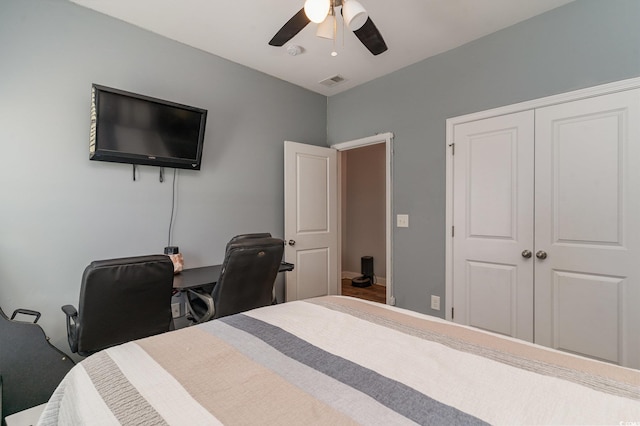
328 0 640 317
0 0 326 352
2 0 639 353
343 144 386 279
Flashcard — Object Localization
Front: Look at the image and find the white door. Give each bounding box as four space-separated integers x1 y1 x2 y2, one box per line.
534 89 640 368
284 141 338 301
452 111 535 341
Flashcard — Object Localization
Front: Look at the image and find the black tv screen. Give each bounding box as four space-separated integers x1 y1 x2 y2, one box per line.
90 84 207 170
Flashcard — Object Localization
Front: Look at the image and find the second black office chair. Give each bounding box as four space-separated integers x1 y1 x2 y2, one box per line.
61 255 175 356
186 235 284 322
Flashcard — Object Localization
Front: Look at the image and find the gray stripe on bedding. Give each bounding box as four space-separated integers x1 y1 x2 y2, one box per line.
312 299 640 401
221 314 487 426
203 319 418 426
83 351 169 426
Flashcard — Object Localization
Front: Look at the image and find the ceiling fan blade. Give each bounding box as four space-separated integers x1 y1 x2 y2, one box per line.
353 17 388 55
269 8 311 47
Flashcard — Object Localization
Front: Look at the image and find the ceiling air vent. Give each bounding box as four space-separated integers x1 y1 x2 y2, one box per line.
319 74 346 87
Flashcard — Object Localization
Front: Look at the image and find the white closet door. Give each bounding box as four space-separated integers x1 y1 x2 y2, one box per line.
452 111 535 341
535 89 640 368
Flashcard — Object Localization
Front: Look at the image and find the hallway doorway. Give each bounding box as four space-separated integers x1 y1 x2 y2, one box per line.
332 133 393 305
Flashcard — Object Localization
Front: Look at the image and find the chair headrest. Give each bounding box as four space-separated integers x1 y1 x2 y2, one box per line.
225 237 284 253
87 254 172 270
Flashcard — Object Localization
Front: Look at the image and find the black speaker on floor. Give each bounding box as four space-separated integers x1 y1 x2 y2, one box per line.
352 256 374 288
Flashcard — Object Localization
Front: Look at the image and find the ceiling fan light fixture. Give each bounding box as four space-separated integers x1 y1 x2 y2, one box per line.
342 0 368 31
316 14 335 39
304 0 330 24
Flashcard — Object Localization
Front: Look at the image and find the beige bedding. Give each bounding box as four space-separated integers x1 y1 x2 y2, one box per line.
39 296 640 425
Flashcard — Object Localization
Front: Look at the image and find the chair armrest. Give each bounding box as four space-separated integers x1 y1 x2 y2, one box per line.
185 289 215 323
279 261 294 272
11 308 41 323
61 305 77 318
61 305 79 353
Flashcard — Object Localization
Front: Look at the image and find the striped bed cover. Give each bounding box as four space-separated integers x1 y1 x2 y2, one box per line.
39 296 640 425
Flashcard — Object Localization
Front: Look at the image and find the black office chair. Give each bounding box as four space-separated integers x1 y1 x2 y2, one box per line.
186 236 284 322
61 255 175 356
0 307 74 422
225 233 272 251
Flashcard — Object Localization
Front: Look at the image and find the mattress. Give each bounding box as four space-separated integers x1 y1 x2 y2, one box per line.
38 296 640 425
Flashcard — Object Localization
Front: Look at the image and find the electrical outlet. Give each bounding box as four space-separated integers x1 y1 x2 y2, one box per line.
431 295 440 311
171 303 181 318
397 214 409 228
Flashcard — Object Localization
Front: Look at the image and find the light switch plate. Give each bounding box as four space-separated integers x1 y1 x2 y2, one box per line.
397 214 409 228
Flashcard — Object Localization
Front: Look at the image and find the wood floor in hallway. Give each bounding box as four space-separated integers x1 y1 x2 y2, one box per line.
340 278 386 304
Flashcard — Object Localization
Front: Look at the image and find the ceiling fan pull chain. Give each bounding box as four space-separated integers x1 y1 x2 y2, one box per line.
333 2 338 55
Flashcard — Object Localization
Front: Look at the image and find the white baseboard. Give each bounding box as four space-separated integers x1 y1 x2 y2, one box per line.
341 271 386 286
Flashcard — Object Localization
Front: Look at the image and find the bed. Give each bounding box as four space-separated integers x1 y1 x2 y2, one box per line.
38 296 640 425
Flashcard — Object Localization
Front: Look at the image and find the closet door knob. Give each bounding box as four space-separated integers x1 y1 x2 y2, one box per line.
536 250 548 260
521 250 532 259
288 240 296 246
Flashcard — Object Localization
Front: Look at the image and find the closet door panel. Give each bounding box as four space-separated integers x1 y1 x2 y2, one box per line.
452 111 534 341
534 89 640 368
554 114 621 243
466 261 516 336
553 271 623 364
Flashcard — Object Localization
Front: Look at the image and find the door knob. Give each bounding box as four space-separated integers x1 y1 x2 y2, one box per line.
521 250 532 259
536 250 548 260
288 239 296 246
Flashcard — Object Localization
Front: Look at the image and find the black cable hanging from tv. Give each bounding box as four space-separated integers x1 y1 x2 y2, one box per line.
168 169 178 247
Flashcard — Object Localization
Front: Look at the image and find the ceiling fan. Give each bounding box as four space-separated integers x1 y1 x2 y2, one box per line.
268 0 388 56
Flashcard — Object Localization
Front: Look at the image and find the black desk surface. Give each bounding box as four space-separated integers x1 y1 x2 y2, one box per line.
173 262 294 290
173 265 222 290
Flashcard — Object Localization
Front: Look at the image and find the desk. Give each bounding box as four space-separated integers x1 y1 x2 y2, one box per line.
172 262 294 326
173 262 294 290
173 265 222 290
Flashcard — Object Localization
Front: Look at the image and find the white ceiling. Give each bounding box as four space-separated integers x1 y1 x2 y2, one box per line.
69 0 574 96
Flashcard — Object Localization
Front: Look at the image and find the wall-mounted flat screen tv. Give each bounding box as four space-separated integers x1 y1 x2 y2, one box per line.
90 84 207 170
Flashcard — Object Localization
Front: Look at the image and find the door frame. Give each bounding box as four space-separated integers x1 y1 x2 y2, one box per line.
445 76 640 321
331 132 395 305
